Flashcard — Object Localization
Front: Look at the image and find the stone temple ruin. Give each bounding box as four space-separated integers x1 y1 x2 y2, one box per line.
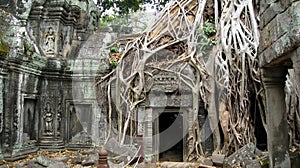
0 0 116 160
0 0 299 167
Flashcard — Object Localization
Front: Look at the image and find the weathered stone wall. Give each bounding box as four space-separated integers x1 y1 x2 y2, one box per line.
259 0 300 167
259 0 300 67
0 0 147 160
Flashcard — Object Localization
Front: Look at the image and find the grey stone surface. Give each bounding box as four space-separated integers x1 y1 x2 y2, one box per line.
70 156 83 164
81 153 98 166
0 0 158 159
48 161 69 168
262 67 291 168
52 156 70 163
259 0 300 67
224 143 266 168
36 155 54 167
211 154 225 166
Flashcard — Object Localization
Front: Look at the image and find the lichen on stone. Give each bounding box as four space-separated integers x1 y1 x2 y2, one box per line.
0 31 9 56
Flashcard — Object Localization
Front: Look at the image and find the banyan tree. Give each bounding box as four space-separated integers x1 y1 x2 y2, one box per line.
97 0 265 160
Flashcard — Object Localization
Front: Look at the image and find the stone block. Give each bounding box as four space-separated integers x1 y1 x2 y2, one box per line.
203 158 214 166
259 32 295 67
291 1 300 44
273 32 294 57
52 156 70 163
224 143 266 168
36 155 54 167
279 0 292 11
276 10 292 39
261 2 285 27
48 162 69 168
259 44 276 67
266 0 279 4
259 18 276 53
260 0 269 15
211 154 225 166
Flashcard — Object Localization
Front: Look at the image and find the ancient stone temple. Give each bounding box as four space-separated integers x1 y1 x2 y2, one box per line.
0 0 299 167
0 0 113 160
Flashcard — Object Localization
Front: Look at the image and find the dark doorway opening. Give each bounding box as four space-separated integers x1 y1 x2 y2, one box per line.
159 112 183 162
251 96 268 151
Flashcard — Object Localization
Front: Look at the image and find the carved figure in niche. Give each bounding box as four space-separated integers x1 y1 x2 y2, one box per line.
43 102 53 135
44 27 55 53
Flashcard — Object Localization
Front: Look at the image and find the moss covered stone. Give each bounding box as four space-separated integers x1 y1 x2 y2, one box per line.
0 31 9 55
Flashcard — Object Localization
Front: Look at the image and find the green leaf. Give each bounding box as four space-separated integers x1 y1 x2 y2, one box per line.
110 61 118 68
110 47 118 52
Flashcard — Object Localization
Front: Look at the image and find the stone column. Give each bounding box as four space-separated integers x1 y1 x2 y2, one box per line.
143 108 154 162
262 67 291 168
292 48 300 99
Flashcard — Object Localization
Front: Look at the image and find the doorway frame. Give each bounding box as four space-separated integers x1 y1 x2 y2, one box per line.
152 107 188 162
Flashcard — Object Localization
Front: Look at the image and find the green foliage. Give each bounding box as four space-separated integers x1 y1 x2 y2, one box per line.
197 21 217 57
110 61 118 68
99 19 108 28
203 20 217 37
99 15 121 28
110 47 118 52
97 0 169 16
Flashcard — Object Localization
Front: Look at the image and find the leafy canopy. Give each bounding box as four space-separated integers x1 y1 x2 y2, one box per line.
96 0 169 16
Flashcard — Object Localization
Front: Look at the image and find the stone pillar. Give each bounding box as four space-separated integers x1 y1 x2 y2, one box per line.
144 108 154 162
292 48 300 98
262 67 291 168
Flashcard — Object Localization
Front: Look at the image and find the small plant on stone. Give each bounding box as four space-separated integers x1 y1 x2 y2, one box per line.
110 46 118 53
110 61 118 68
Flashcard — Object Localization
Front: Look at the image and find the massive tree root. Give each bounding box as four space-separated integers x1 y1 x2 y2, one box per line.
97 0 264 160
286 70 300 149
215 0 263 155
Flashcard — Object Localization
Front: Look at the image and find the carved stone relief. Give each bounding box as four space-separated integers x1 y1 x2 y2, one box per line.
43 102 54 136
44 27 55 55
150 72 179 93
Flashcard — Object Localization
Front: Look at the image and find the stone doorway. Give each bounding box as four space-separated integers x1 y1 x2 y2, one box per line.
158 111 183 162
